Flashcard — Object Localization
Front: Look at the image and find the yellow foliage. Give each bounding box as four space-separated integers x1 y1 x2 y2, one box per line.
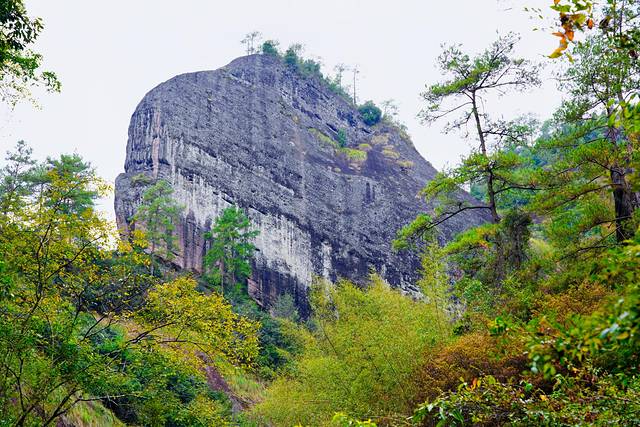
138 277 260 367
414 332 526 403
251 275 450 426
534 282 612 324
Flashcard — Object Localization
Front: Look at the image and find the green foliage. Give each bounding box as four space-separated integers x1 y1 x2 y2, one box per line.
398 38 541 298
528 239 640 379
417 33 540 225
203 206 259 295
309 127 367 162
221 283 301 379
340 147 367 162
282 44 324 80
393 213 436 251
0 0 60 105
309 127 340 148
358 101 382 126
84 326 233 426
300 58 322 77
0 144 258 425
441 210 533 314
3 9 640 426
326 77 353 103
284 44 303 67
138 276 260 367
133 180 183 270
529 33 640 250
336 128 348 148
271 293 300 322
261 39 280 56
410 234 640 427
260 38 354 103
332 412 378 426
251 276 450 426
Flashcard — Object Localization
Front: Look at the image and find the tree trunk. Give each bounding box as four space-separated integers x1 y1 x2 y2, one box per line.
220 260 225 296
150 242 155 276
608 125 639 242
472 96 500 223
610 165 639 242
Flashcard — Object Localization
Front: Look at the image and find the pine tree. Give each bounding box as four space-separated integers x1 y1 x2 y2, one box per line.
133 180 183 274
204 207 259 295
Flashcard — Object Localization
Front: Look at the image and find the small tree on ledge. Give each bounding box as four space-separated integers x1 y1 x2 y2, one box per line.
204 206 259 296
133 179 183 275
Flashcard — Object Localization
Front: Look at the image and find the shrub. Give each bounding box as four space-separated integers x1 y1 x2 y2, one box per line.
326 78 353 103
271 293 300 321
261 40 279 56
309 127 339 148
414 332 527 404
358 101 382 126
336 129 348 148
283 45 301 67
300 58 322 78
339 147 367 162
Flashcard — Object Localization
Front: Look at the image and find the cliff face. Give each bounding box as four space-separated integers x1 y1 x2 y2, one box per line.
114 54 488 314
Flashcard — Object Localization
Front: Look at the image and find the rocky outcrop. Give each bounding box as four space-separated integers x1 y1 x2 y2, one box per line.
114 54 488 315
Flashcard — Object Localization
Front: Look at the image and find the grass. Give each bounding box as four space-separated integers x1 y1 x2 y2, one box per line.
309 128 368 163
309 128 339 148
65 401 124 427
382 148 401 160
339 147 367 162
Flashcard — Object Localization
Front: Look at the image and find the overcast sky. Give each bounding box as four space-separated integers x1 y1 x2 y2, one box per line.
0 0 561 217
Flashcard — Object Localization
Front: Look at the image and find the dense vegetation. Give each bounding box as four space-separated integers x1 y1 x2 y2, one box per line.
1 0 640 426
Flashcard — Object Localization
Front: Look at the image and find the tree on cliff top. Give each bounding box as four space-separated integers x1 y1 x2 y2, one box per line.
241 31 262 55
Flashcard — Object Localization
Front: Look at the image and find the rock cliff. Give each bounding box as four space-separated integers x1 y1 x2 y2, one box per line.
114 54 488 314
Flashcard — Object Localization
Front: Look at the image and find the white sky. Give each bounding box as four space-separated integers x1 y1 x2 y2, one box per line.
0 0 562 218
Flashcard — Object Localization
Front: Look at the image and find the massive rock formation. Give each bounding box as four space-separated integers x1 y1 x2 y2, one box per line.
114 54 487 314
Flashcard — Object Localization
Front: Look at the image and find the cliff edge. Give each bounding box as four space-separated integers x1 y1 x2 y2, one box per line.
114 54 488 314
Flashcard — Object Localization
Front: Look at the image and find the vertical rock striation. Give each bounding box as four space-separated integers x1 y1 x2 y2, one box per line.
114 54 488 315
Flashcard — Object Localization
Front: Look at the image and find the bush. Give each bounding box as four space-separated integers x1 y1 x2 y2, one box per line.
261 40 279 56
358 101 382 126
300 58 322 78
336 129 347 148
414 332 527 404
411 239 640 427
283 46 300 67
